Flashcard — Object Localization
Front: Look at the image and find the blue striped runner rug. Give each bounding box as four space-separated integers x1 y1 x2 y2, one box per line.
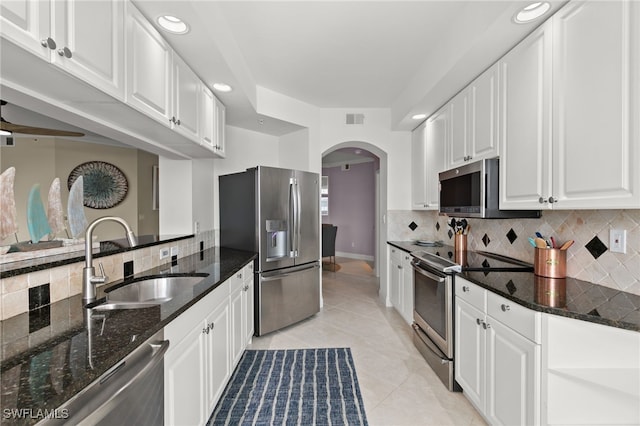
208 348 368 425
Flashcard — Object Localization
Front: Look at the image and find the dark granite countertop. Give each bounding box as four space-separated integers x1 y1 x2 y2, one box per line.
388 241 640 332
0 246 256 425
0 234 194 279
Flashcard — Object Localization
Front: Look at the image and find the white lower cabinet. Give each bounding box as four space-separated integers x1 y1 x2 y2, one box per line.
541 314 640 425
164 262 255 425
388 246 413 324
455 277 540 426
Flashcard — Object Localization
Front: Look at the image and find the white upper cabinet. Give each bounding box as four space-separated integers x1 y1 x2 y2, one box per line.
199 83 215 148
213 96 226 157
125 1 172 125
447 64 500 168
0 0 124 99
412 107 446 210
172 52 200 142
501 0 640 210
499 21 553 210
551 0 640 209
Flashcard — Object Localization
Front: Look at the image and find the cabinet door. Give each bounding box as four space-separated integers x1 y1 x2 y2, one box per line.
469 63 499 162
455 297 485 412
243 264 255 344
205 301 231 414
411 121 428 209
165 323 207 426
230 283 244 366
213 96 226 157
499 22 553 210
449 90 469 167
200 84 215 149
125 2 172 124
552 0 640 209
401 253 414 324
0 0 50 60
172 52 200 141
51 0 124 100
425 106 448 206
389 249 402 310
485 317 540 426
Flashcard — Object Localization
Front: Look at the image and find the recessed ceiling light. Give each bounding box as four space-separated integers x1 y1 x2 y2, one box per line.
213 83 232 93
157 15 189 34
412 114 427 120
514 2 551 24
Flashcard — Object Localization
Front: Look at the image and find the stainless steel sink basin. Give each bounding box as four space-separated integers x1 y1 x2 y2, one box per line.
92 275 206 311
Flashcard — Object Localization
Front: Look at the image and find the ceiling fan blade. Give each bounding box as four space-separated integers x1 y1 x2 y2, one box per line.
0 121 85 137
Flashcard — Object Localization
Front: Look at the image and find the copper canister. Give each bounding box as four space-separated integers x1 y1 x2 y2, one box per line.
454 234 467 265
534 247 566 278
534 276 567 308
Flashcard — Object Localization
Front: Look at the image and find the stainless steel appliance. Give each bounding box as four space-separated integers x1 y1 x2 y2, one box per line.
219 166 320 336
438 158 541 219
411 247 533 391
42 329 168 425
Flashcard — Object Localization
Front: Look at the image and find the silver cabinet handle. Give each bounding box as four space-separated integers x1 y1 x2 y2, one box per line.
462 286 469 292
538 197 546 204
41 37 56 49
397 265 402 269
203 326 209 334
237 273 243 279
176 118 181 125
57 46 72 58
476 318 482 325
548 196 556 204
482 322 490 330
501 304 510 312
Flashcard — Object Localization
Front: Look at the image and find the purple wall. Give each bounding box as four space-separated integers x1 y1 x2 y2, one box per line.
321 162 376 257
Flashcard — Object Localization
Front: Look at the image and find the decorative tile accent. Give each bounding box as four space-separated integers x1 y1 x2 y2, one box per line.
435 222 440 231
482 234 491 247
506 280 517 295
506 229 518 244
482 259 491 269
448 229 453 239
585 236 608 259
408 221 418 231
29 284 50 310
124 260 134 278
588 308 601 317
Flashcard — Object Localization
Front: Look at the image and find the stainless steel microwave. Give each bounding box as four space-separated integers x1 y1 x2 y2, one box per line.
438 158 540 219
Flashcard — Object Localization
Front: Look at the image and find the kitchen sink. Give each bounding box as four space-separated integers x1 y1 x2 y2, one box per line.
91 275 207 311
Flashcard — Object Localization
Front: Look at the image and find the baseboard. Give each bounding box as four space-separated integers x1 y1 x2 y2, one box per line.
335 251 374 262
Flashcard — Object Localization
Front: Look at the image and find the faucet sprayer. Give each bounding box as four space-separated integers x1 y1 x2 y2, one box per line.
83 216 137 303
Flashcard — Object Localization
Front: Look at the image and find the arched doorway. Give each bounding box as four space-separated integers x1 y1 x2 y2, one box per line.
321 142 388 303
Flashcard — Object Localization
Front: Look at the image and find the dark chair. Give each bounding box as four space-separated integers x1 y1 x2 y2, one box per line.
322 225 337 268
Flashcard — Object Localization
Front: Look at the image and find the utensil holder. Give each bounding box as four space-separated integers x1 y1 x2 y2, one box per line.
454 234 467 251
534 248 566 278
534 276 567 308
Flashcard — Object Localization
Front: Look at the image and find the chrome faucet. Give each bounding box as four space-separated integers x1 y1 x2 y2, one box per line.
83 216 137 303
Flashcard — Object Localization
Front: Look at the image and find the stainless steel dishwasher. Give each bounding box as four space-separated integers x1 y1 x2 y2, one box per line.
39 329 169 426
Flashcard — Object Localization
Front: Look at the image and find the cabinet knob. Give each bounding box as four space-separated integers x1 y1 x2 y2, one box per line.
405 256 410 260
476 318 482 325
41 37 56 49
482 322 490 330
397 265 402 269
203 327 210 335
57 47 72 58
237 273 242 279
548 196 556 204
501 304 510 312
176 118 181 125
462 286 469 292
209 322 214 329
170 116 176 124
538 197 545 204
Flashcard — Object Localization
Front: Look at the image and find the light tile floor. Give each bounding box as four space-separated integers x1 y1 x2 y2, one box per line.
248 258 487 426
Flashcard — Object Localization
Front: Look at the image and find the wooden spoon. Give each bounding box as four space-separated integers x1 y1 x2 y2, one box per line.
560 240 574 250
534 237 548 248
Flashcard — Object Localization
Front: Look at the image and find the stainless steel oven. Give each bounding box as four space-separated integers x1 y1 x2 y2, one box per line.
411 251 461 391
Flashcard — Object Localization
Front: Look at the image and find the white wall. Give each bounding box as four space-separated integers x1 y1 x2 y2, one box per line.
192 159 216 233
279 128 310 171
159 157 193 235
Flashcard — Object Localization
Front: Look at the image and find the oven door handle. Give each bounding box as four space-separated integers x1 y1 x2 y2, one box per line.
411 262 446 283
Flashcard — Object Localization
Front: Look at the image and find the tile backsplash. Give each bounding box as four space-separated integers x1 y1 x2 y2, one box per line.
388 209 640 295
0 230 216 321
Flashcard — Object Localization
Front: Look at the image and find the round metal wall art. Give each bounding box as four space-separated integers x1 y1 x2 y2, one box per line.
67 161 129 209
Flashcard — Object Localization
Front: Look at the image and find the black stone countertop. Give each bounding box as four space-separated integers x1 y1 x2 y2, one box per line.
0 234 195 279
0 246 256 425
388 241 640 332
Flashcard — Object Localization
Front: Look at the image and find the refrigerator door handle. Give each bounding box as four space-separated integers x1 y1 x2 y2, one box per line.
295 180 301 257
260 263 319 282
289 178 296 258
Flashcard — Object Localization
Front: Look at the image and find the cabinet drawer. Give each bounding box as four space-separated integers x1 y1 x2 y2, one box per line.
455 278 486 311
243 262 254 281
487 291 540 343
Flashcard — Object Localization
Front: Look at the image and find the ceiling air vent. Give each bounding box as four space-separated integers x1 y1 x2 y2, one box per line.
345 113 364 125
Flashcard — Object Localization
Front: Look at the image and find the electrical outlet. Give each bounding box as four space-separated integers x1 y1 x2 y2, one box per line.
170 246 178 257
160 247 170 259
194 221 200 234
610 229 627 254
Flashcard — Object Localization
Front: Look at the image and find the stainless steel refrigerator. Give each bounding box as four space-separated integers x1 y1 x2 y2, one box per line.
219 166 320 336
